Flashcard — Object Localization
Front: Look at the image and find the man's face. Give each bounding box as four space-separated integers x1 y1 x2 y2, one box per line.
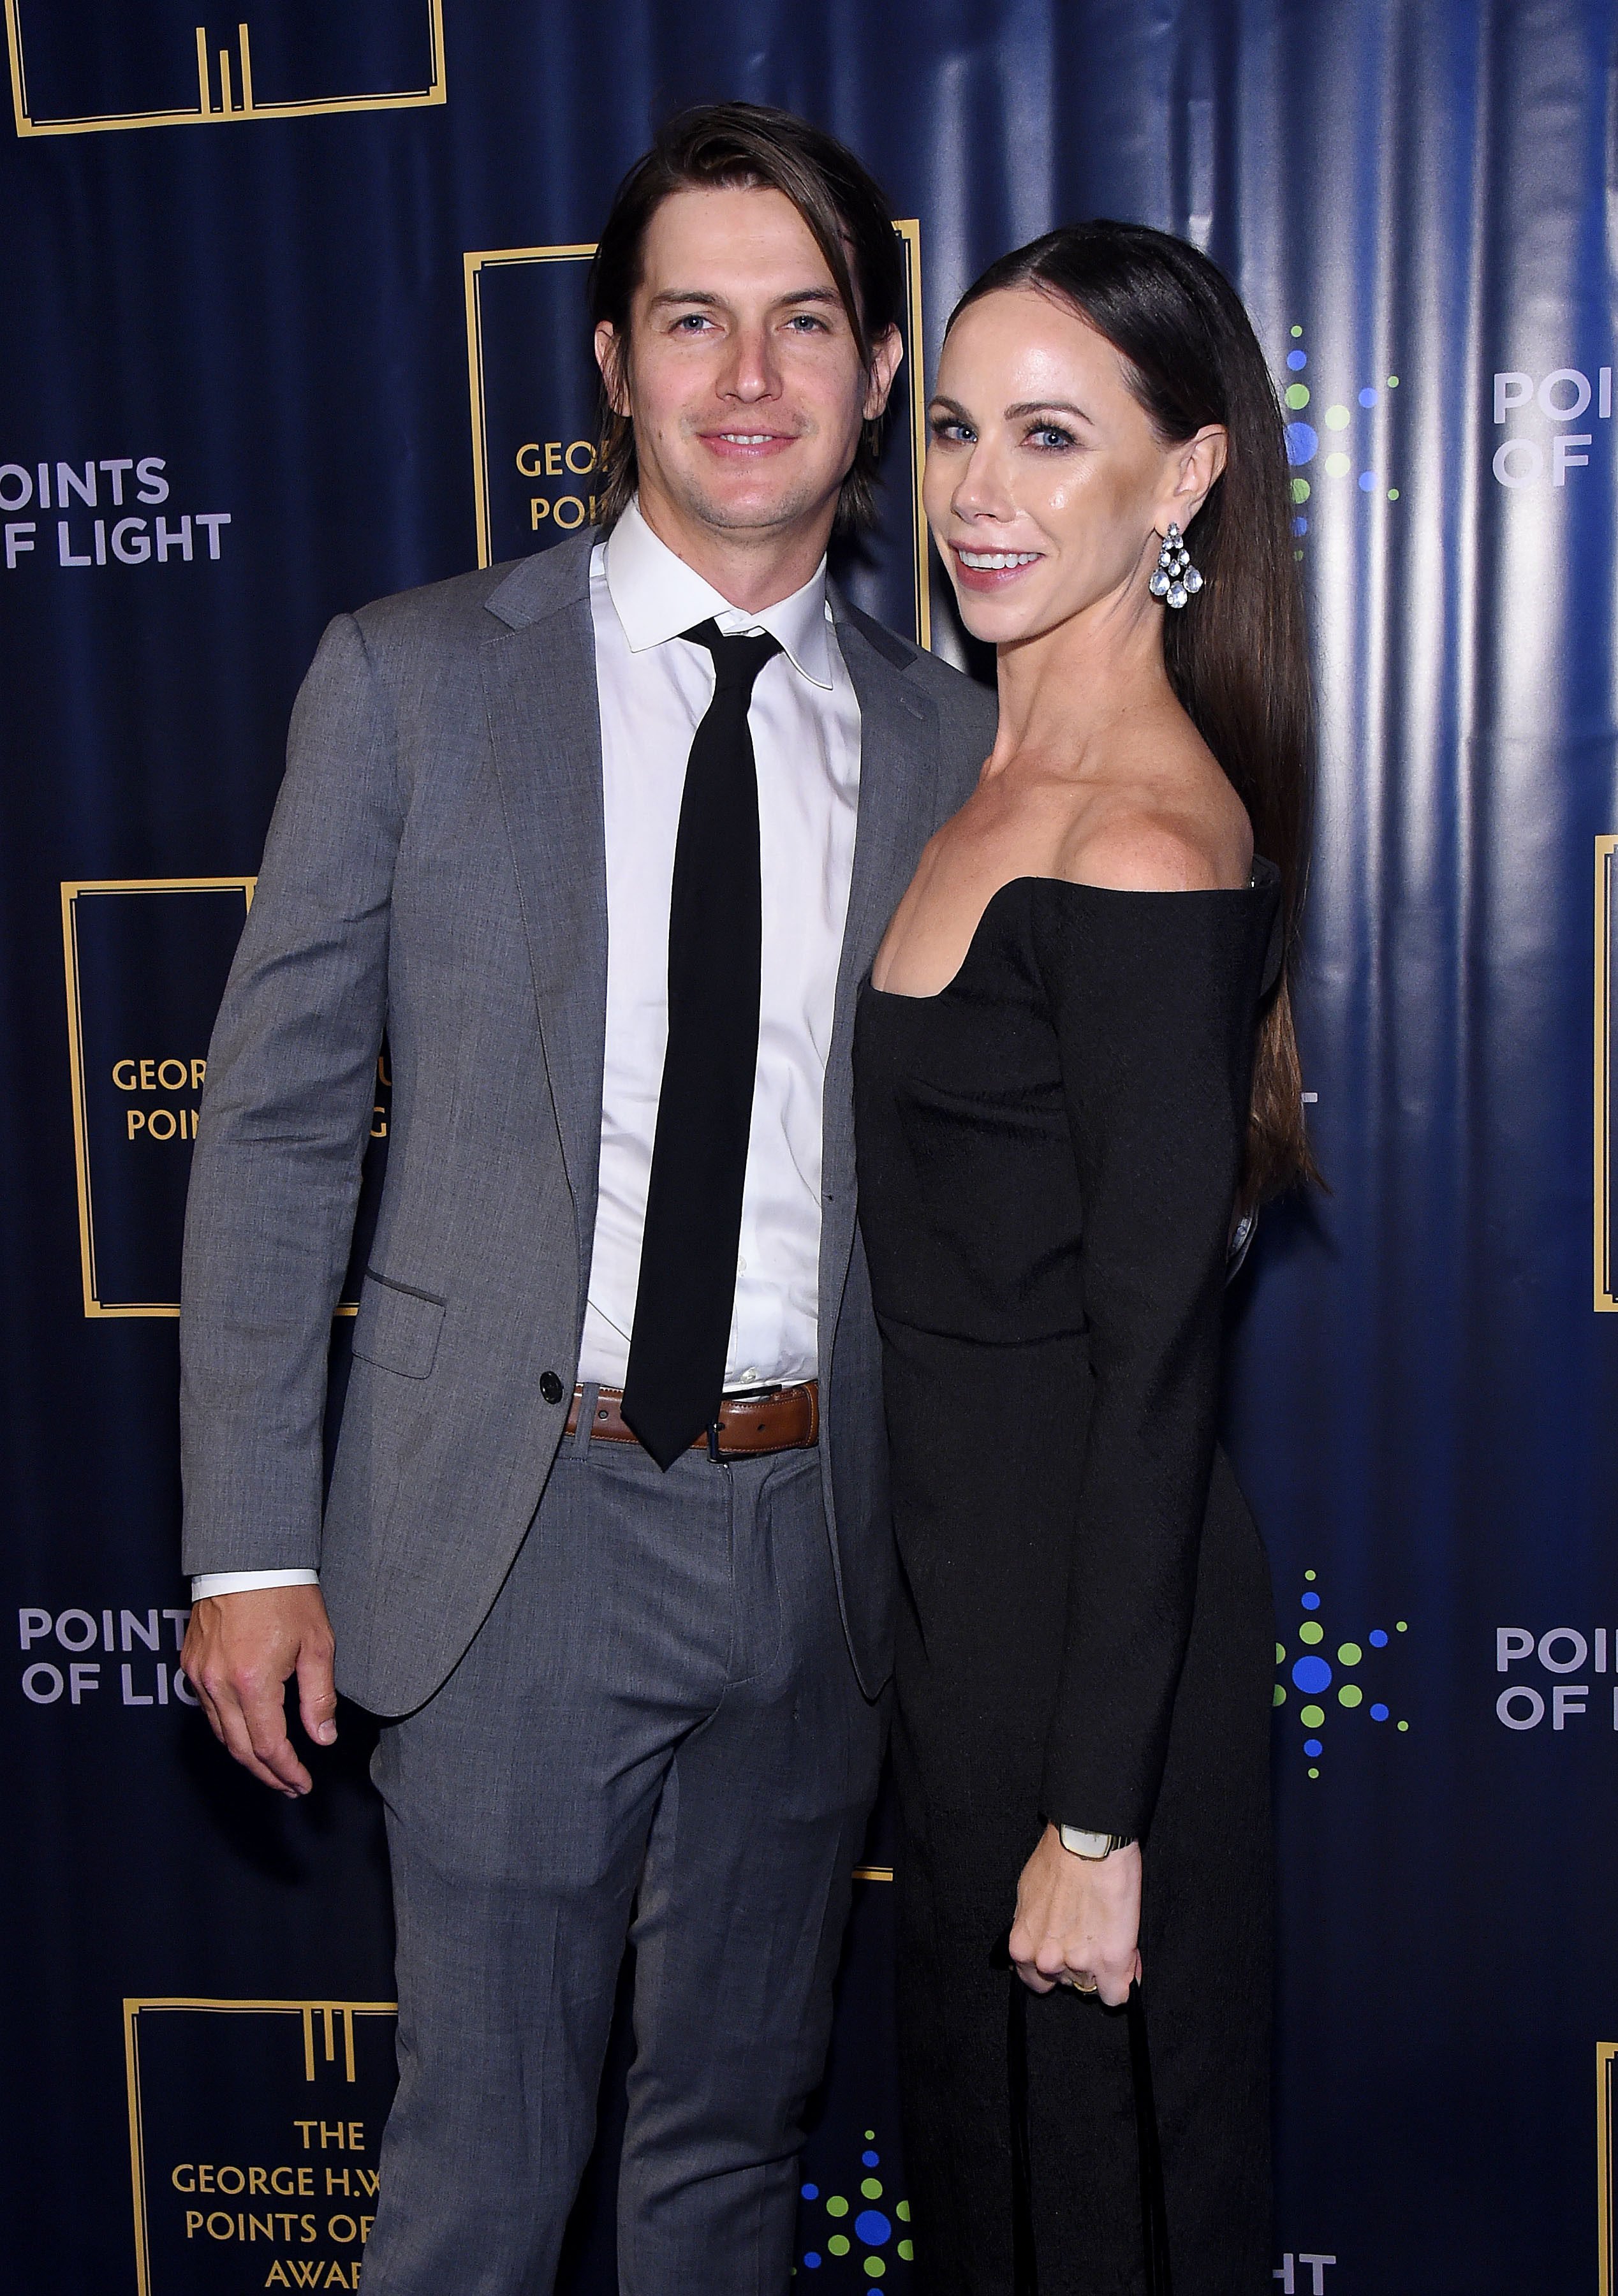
596 184 901 551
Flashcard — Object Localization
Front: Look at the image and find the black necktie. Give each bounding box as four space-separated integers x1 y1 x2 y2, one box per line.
620 619 783 1469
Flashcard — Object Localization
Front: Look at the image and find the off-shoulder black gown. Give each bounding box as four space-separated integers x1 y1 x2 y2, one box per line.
853 865 1282 2296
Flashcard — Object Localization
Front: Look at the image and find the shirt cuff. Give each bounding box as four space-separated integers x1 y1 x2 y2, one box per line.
190 1568 321 1600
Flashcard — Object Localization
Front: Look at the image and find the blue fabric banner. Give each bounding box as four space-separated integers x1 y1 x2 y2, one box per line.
3 4 1615 2290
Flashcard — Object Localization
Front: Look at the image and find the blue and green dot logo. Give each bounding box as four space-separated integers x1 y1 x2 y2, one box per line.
1279 323 1402 556
799 2132 913 2278
1275 1570 1411 1777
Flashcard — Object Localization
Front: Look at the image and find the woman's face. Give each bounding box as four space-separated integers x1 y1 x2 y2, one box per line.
923 285 1224 647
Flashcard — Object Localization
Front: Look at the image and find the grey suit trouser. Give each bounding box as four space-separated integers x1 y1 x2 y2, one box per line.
361 1400 884 2296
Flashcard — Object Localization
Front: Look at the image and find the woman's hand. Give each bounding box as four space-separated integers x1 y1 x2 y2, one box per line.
1008 1824 1142 2006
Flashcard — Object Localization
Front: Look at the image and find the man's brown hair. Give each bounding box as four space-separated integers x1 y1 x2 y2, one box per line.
589 103 905 530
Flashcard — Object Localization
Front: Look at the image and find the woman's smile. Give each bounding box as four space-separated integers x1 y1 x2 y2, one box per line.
949 541 1047 589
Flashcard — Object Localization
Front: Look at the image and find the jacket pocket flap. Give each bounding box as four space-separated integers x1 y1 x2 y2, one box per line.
351 1270 445 1380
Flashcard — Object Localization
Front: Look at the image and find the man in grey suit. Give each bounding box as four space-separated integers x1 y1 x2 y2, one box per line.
180 103 994 2295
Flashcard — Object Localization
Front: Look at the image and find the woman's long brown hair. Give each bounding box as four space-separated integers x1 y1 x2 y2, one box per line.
952 223 1317 1205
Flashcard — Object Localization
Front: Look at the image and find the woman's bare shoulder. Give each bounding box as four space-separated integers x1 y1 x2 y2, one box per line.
1055 808 1249 893
1054 735 1253 894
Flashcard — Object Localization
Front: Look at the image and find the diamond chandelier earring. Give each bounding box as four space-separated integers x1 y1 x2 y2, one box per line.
1148 523 1202 609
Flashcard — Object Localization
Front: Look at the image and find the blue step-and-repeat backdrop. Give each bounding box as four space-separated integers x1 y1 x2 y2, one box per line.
3 4 1617 2290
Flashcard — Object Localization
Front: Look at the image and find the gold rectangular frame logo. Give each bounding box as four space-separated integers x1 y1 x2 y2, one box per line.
124 1996 397 2296
1596 837 1617 1310
62 876 254 1318
6 3 446 136
1601 2040 1617 2293
464 221 932 647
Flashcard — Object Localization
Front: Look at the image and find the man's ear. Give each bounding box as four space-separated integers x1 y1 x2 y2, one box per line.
594 321 630 418
863 323 904 422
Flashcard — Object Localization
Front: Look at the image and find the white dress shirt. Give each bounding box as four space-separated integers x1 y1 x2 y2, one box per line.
578 499 860 1388
193 501 862 1599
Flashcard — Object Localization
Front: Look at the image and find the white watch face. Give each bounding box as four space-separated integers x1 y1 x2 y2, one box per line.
1059 1825 1113 1859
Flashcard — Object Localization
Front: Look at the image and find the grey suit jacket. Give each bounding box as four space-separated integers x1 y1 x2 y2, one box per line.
179 531 996 1716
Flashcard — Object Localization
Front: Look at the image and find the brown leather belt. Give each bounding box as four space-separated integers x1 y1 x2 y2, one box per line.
566 1380 820 1457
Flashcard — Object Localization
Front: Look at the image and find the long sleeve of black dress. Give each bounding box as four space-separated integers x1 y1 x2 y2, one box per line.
853 861 1283 2296
1029 872 1279 1841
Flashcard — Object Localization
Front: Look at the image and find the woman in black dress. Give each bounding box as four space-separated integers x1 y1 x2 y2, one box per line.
853 224 1314 2293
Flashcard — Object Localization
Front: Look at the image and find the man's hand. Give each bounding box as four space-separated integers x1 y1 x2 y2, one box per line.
182 1586 337 1797
1007 1823 1142 2006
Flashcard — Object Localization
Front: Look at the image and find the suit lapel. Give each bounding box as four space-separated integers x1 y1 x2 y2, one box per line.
832 609 942 1028
480 543 607 1272
819 606 943 1328
477 550 951 1365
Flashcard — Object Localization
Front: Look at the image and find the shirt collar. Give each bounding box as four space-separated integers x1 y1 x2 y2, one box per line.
602 497 834 689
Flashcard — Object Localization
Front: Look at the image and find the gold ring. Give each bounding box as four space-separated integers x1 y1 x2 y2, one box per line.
1071 1974 1099 1996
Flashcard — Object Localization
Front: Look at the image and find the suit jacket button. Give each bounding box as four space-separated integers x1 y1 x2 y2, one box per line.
540 1372 564 1406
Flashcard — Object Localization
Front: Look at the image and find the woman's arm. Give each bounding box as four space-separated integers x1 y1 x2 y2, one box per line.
1006 866 1274 1994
